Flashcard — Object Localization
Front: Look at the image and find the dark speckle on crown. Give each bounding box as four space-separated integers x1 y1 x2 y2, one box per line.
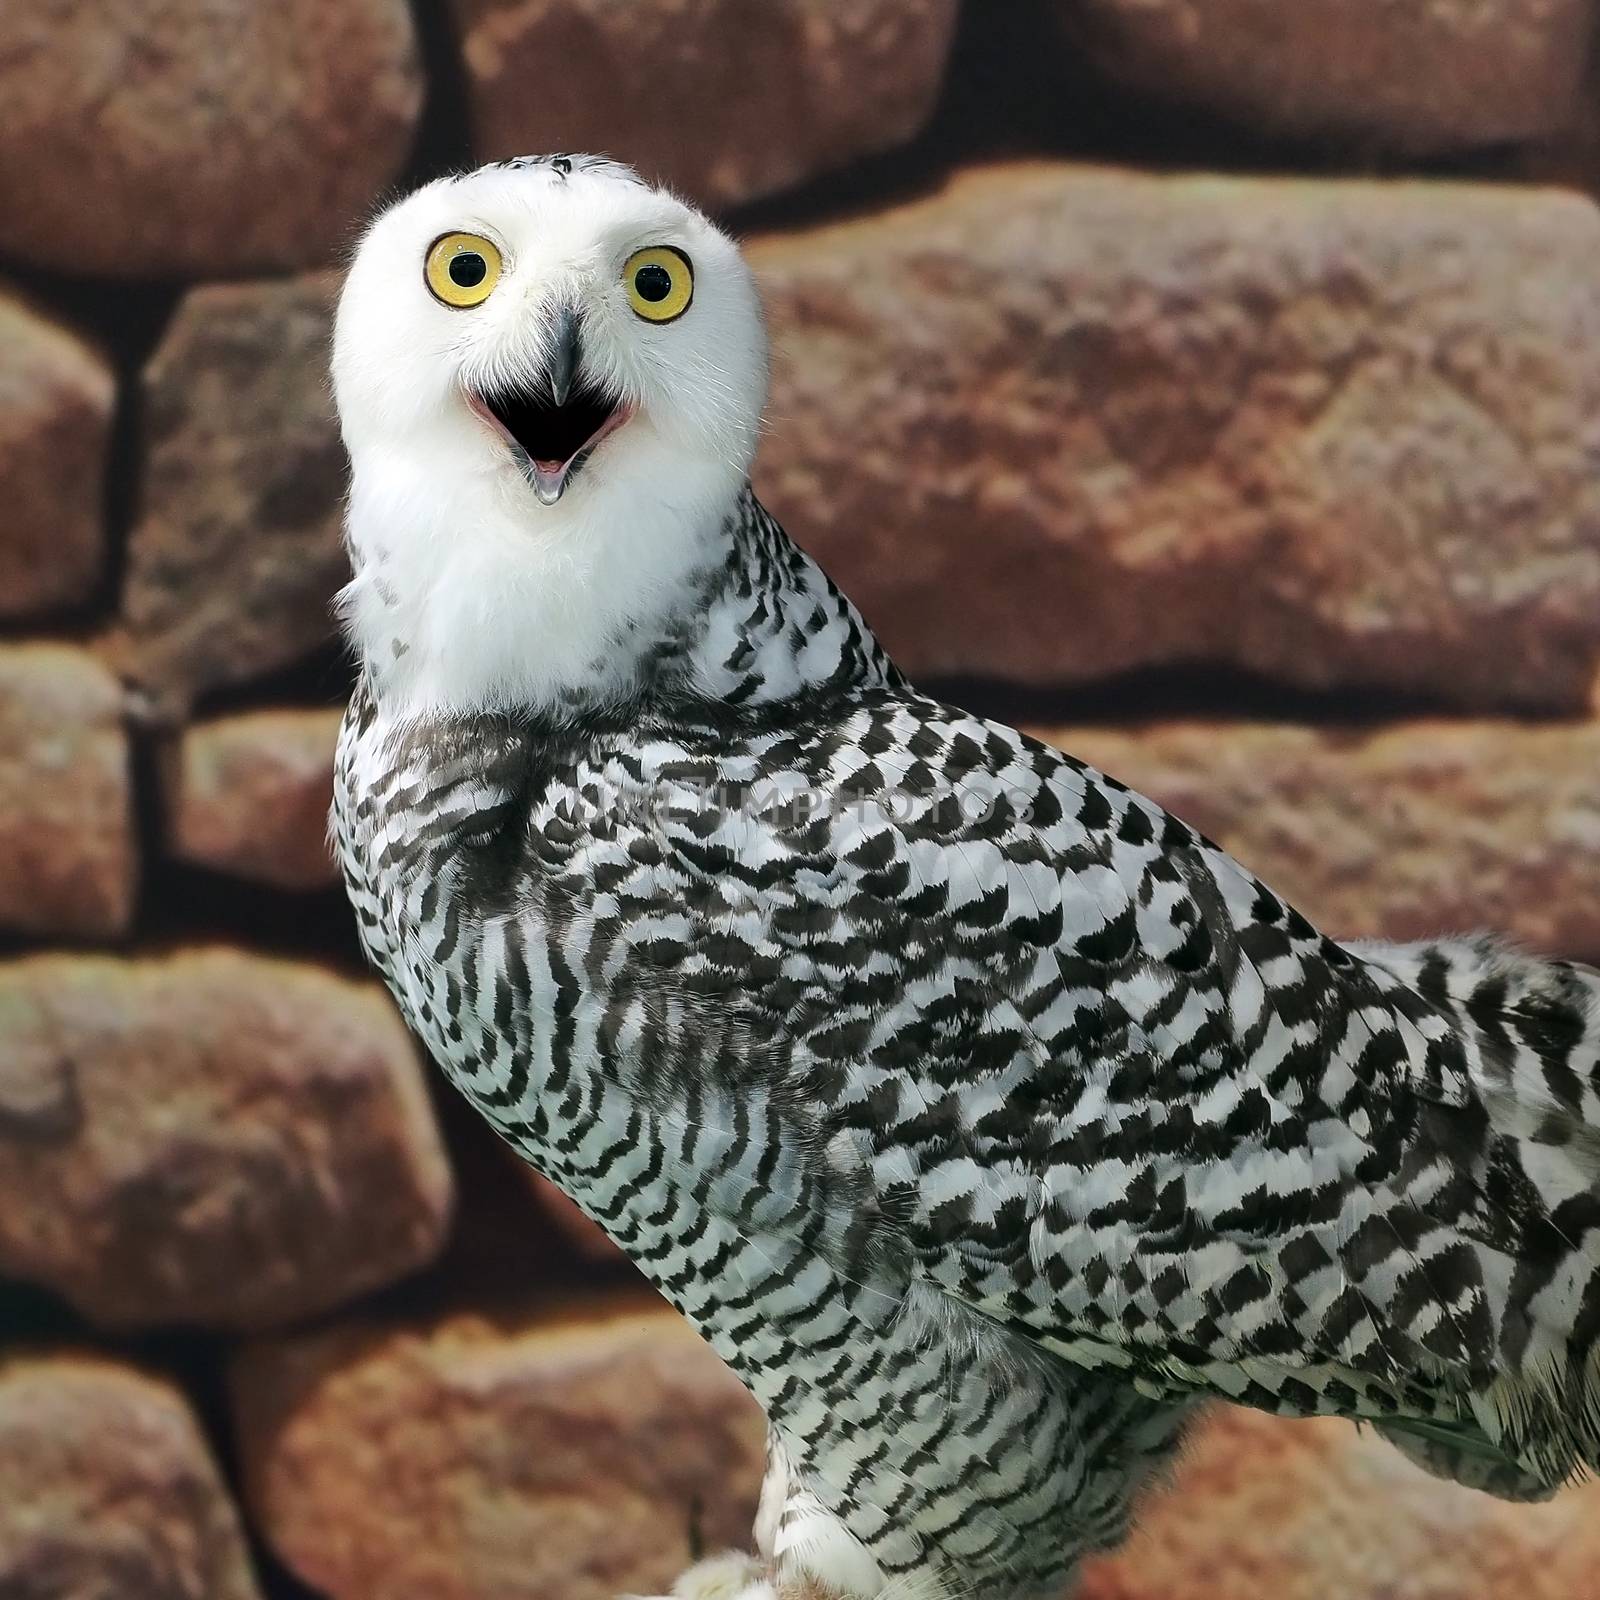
487 152 646 187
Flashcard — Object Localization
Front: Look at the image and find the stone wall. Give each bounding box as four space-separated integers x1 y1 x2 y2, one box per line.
4 3 1600 1596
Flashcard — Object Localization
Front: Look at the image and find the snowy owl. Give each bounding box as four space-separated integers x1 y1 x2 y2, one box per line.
331 154 1600 1600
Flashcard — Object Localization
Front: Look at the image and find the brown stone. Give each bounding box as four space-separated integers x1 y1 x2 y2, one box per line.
111 277 345 716
0 291 113 618
752 165 1600 712
1061 0 1595 156
0 645 135 940
1519 56 1600 197
0 0 421 277
452 0 958 209
1082 1407 1600 1599
1037 719 1600 959
0 950 452 1331
232 1292 766 1600
0 1354 262 1600
168 709 342 891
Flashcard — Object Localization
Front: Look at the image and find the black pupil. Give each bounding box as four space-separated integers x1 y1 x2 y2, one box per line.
449 252 487 288
635 264 673 303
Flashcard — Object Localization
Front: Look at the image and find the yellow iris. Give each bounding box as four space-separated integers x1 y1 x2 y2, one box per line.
425 233 503 308
624 246 694 323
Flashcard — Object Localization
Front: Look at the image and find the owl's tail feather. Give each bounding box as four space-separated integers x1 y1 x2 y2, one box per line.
1373 1416 1560 1501
1352 933 1600 1497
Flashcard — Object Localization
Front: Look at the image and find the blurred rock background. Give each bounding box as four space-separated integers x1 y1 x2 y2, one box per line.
3 2 1600 1596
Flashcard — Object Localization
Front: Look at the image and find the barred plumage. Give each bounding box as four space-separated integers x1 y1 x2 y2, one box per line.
331 157 1600 1600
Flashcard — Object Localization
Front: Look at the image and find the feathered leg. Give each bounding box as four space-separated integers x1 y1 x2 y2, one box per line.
627 1550 782 1598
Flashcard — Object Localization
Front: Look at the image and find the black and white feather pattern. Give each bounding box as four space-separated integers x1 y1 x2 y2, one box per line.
335 487 1600 1599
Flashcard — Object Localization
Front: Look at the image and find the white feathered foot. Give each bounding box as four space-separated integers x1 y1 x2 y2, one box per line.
627 1551 783 1600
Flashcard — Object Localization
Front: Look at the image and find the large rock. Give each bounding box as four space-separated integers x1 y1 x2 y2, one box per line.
1082 1407 1600 1599
1038 719 1600 959
0 291 114 618
0 950 452 1331
0 645 135 940
452 0 958 209
110 277 345 717
0 0 420 277
1519 56 1600 195
1060 0 1595 158
168 709 342 891
232 1293 766 1600
753 166 1600 712
0 1354 262 1600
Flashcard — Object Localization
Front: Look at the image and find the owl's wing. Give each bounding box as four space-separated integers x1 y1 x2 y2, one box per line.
623 689 1600 1491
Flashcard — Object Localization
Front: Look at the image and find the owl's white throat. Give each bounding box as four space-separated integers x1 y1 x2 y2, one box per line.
338 427 746 722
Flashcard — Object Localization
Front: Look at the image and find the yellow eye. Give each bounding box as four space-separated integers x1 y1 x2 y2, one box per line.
624 246 694 323
425 232 502 308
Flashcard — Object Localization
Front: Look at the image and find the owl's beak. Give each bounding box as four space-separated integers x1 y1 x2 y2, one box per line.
467 306 632 505
544 306 580 407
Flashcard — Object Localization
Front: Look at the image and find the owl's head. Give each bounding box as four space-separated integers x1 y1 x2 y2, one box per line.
334 153 767 508
332 156 770 715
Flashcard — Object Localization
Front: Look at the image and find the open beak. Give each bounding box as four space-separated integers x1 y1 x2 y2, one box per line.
467 308 632 505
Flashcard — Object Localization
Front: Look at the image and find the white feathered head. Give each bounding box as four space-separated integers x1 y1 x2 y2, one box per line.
332 155 770 715
334 153 768 506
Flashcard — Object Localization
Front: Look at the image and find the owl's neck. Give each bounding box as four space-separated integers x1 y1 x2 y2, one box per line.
677 487 900 713
342 445 896 722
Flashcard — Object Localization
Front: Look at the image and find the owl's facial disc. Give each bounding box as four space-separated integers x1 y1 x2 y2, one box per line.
334 157 770 545
465 309 634 505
